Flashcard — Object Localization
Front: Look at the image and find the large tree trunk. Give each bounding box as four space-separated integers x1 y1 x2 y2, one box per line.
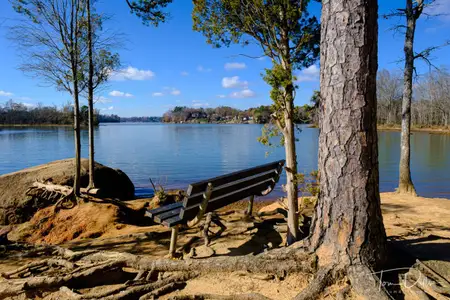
87 0 95 189
398 0 417 195
308 0 387 270
283 91 299 245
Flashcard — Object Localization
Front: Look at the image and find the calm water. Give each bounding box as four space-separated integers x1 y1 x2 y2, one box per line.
1 124 449 199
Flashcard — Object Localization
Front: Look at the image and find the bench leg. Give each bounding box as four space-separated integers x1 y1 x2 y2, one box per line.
246 195 254 216
203 213 213 246
169 225 179 257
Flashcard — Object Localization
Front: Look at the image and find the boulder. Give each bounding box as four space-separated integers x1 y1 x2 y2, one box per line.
0 159 135 225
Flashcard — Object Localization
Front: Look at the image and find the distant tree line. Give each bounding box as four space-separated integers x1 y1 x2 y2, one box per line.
97 114 121 123
120 116 162 122
0 100 119 126
162 104 317 124
377 68 450 127
0 100 165 125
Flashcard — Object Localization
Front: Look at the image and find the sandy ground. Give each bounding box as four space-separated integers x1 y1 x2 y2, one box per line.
1 193 449 299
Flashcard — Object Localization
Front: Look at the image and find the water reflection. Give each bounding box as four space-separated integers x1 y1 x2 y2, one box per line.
0 124 449 199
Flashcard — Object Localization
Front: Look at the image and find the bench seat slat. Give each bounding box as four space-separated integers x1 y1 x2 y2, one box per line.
146 202 183 218
184 169 278 207
154 206 183 223
181 177 275 221
162 216 184 227
183 169 278 208
186 160 284 195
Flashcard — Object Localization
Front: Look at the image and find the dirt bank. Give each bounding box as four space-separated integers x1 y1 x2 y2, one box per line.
0 159 135 225
1 193 449 299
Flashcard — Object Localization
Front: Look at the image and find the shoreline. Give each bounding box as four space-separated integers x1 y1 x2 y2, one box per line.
0 124 74 127
377 124 450 135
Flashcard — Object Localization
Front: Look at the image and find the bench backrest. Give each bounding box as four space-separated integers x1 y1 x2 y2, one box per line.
180 160 285 221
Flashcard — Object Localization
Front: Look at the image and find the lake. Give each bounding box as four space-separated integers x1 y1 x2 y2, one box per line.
1 123 449 199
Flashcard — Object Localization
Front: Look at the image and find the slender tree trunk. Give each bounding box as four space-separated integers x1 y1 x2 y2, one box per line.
73 83 81 197
87 0 95 189
398 0 417 195
284 88 299 245
72 1 81 197
279 10 299 244
308 0 387 270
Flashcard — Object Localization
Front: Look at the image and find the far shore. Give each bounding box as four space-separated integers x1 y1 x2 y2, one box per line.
0 124 73 127
310 123 450 135
2 123 450 135
377 124 450 135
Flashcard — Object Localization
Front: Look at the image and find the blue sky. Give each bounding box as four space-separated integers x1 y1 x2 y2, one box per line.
0 0 450 117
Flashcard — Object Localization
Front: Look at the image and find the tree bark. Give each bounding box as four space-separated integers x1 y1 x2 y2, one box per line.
308 0 387 270
284 92 299 245
398 0 417 195
73 81 81 197
279 8 299 244
87 0 95 189
72 1 82 197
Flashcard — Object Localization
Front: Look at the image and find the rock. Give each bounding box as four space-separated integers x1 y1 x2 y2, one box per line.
257 197 317 218
0 159 135 225
192 245 215 258
0 225 12 244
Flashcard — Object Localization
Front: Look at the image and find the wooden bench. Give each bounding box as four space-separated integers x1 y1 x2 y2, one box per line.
145 160 285 256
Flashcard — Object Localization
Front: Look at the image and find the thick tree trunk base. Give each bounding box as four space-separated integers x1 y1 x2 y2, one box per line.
397 181 417 196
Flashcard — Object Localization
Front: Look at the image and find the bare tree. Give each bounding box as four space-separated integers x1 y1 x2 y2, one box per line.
377 69 403 124
416 68 450 126
385 0 450 195
83 0 120 189
10 0 87 197
86 0 95 189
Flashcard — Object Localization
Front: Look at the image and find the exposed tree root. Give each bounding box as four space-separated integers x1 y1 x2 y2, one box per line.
293 267 332 300
83 248 315 275
347 264 391 300
168 293 272 300
1 258 74 279
4 243 446 300
399 274 430 300
406 268 450 300
293 264 393 300
257 207 288 218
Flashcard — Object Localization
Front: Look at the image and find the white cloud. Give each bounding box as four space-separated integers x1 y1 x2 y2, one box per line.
197 65 212 72
96 96 111 104
110 66 155 81
109 90 134 98
101 106 114 111
296 65 320 82
16 96 32 101
170 89 181 96
217 94 227 98
229 89 256 99
224 62 246 71
425 0 450 21
192 100 210 107
222 76 249 89
180 71 189 76
22 102 36 108
155 87 181 97
0 90 14 97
